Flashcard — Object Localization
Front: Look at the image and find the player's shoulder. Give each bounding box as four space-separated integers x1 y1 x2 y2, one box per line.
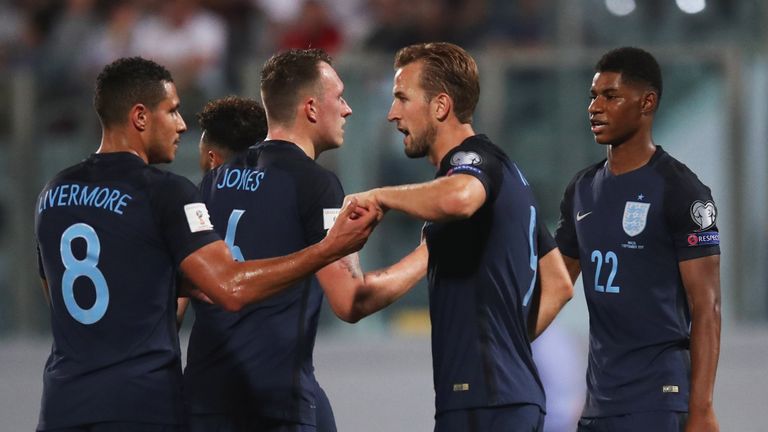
455 134 507 162
41 160 87 189
144 164 195 187
651 146 712 192
256 142 344 196
565 159 605 191
297 161 342 200
139 165 198 203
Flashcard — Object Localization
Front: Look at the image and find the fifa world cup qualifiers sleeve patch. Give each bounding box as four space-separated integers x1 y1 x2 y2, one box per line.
184 203 214 233
686 200 719 247
323 208 340 230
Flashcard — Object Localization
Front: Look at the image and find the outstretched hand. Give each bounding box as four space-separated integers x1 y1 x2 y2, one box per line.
324 197 381 258
344 189 386 221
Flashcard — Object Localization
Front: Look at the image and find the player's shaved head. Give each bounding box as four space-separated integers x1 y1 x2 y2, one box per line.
595 47 663 109
260 49 333 126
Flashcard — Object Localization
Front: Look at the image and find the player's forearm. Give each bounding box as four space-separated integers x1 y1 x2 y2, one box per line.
183 240 342 312
376 176 482 222
530 249 573 340
347 244 428 322
688 298 721 414
194 203 376 311
530 292 570 340
225 240 342 309
679 255 721 417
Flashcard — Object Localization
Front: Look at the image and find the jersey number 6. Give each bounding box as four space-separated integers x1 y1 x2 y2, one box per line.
224 209 246 262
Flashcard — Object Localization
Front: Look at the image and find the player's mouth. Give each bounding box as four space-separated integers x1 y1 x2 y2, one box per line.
397 127 410 144
590 119 607 133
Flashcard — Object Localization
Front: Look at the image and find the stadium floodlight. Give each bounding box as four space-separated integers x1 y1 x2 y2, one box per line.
676 0 706 14
605 0 636 16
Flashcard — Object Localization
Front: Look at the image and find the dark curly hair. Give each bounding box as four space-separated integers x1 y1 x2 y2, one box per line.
260 48 333 125
94 57 173 127
595 47 663 108
197 96 268 152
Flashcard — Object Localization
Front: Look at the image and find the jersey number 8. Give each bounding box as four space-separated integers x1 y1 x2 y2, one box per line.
60 223 109 324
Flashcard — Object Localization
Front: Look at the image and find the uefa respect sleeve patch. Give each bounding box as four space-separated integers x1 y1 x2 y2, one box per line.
184 203 214 232
686 231 720 247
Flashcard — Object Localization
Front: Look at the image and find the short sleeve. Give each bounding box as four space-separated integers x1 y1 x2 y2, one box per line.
151 174 221 267
298 168 345 246
441 140 503 204
664 172 720 261
554 177 579 259
537 220 557 257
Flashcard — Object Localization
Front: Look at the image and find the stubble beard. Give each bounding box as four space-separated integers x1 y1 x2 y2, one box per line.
404 123 436 159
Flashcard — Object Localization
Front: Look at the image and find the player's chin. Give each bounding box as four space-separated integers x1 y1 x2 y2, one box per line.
592 134 612 146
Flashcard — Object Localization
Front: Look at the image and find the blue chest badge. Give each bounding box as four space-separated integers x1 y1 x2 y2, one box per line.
622 201 650 237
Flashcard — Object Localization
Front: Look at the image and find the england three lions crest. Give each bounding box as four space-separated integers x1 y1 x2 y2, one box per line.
623 201 650 237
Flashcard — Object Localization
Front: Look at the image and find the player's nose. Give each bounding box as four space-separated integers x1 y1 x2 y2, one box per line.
387 102 399 122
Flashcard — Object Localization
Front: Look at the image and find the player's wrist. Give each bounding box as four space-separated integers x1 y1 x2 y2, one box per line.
688 399 715 415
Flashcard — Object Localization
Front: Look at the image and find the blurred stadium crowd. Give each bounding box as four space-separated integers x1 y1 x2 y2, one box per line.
0 0 554 125
0 0 748 133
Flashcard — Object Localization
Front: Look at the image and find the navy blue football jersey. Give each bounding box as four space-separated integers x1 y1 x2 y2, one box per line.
424 135 555 414
555 146 720 417
183 140 343 425
34 152 219 430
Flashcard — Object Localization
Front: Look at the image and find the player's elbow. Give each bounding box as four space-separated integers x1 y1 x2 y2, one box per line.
332 303 366 323
542 275 574 307
337 311 364 324
691 295 721 321
559 278 575 302
219 298 245 313
214 284 249 312
216 296 245 313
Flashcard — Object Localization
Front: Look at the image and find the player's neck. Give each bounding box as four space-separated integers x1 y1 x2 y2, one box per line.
265 130 315 160
97 127 147 163
429 122 475 167
606 139 656 175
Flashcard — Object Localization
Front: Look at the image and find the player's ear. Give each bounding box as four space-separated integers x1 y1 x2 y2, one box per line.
131 104 148 131
207 150 217 168
433 93 451 122
305 97 318 123
641 90 658 115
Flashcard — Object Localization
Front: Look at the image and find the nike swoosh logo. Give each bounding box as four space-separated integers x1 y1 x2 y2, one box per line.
576 211 592 221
